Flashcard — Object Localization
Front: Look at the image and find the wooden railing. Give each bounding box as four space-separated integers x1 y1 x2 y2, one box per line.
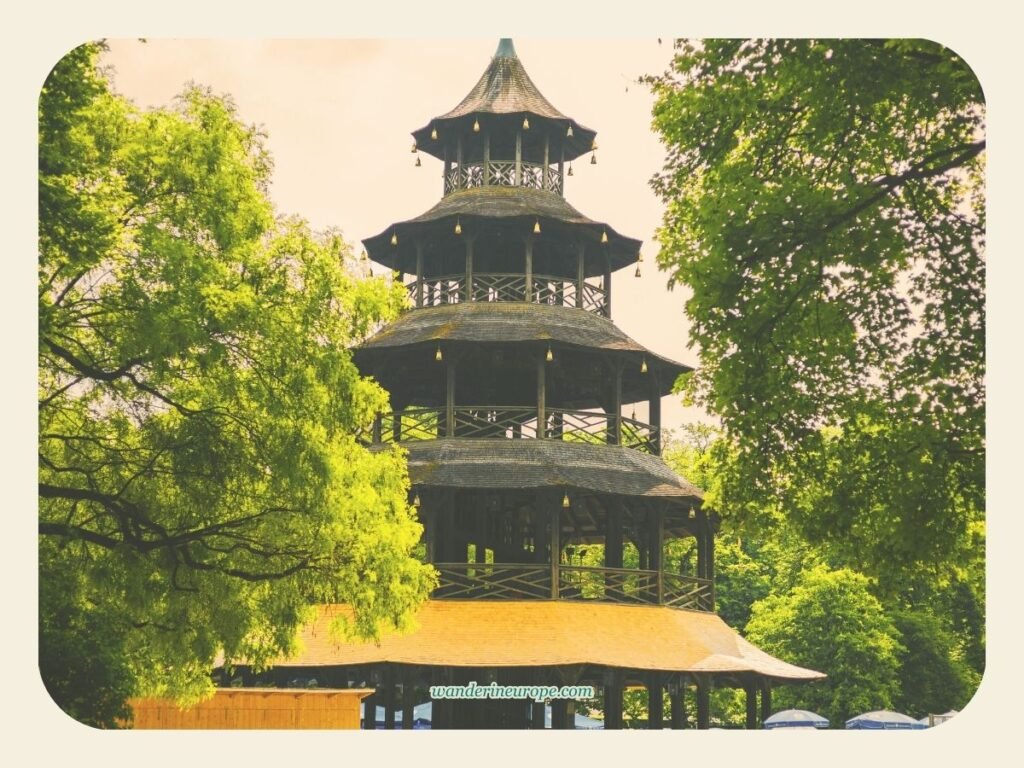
404 273 608 316
432 562 713 610
443 160 563 195
373 406 659 455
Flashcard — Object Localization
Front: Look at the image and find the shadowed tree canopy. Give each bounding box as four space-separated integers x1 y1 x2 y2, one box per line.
646 39 985 583
38 42 434 724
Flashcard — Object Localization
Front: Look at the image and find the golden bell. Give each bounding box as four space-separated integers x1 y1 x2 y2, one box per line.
533 220 541 234
638 252 644 262
391 232 398 246
641 358 648 374
431 127 438 140
546 346 553 362
413 493 421 508
411 142 418 153
567 164 573 177
415 156 421 167
567 124 574 138
473 118 480 132
688 507 696 520
601 230 608 243
454 219 462 235
591 153 597 165
562 492 570 508
523 116 530 130
435 346 443 362
635 265 641 278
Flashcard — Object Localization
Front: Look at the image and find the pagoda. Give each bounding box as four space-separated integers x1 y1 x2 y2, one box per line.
227 39 823 729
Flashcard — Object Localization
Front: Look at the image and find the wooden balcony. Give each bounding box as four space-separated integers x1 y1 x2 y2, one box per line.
432 562 714 611
372 406 660 455
405 272 608 316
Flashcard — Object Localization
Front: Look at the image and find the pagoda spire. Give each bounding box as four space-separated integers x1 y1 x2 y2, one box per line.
494 38 517 58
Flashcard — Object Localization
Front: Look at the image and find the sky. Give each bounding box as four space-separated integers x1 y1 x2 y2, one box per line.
100 38 708 432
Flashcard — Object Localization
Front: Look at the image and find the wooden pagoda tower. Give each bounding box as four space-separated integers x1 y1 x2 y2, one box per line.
225 39 823 729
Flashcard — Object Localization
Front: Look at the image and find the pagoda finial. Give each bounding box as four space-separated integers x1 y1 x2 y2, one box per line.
495 38 517 59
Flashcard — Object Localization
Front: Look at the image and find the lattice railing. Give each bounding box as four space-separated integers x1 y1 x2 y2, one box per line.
433 563 552 600
441 160 562 195
377 408 443 443
619 416 660 454
453 406 540 439
546 409 609 445
405 273 607 315
432 562 713 610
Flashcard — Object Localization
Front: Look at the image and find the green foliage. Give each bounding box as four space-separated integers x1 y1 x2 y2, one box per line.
890 607 977 717
38 42 435 721
647 40 984 578
745 565 903 725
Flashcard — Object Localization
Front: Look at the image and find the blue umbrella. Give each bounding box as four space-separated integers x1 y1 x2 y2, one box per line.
764 709 829 729
845 710 928 730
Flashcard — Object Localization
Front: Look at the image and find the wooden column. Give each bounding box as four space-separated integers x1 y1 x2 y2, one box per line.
456 135 463 190
696 676 711 730
604 668 624 730
475 505 487 564
760 681 772 726
445 360 455 437
536 357 546 439
550 497 560 599
401 667 415 730
465 236 474 302
707 512 716 611
531 700 546 730
372 413 382 443
604 255 612 317
652 506 664 603
607 365 622 445
558 144 564 192
647 674 664 729
576 241 585 308
669 677 686 729
524 237 534 302
543 133 550 190
515 129 522 185
745 683 758 730
483 132 490 186
649 373 662 456
415 243 424 307
383 664 396 730
533 495 547 565
551 699 568 729
606 506 623 568
392 409 402 443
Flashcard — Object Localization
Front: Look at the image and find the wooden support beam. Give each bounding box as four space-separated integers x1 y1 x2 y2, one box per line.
515 130 522 185
606 505 623 569
604 255 612 318
456 134 463 190
531 700 545 730
524 237 534 302
445 360 455 437
649 372 662 455
550 495 560 599
536 357 546 439
669 676 686 729
415 242 424 307
576 241 585 308
543 133 550 190
483 131 490 186
465 237 474 302
760 680 772 727
603 668 624 730
401 667 415 730
383 663 396 730
647 674 664 729
652 505 664 603
696 676 711 730
745 683 758 730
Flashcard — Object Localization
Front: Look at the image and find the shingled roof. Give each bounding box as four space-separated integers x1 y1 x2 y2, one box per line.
274 601 826 682
363 187 640 274
411 39 598 162
383 438 703 501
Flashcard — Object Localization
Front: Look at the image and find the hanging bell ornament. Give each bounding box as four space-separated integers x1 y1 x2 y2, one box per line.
435 345 443 362
473 118 480 132
533 219 541 234
641 358 648 374
567 124 574 138
601 230 608 243
415 156 421 167
454 218 462 235
567 164 573 177
431 126 438 140
523 116 530 130
635 265 642 278
411 142 418 153
591 152 597 165
391 232 398 246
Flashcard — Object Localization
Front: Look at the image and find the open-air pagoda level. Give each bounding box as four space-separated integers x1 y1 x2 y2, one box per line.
229 39 824 730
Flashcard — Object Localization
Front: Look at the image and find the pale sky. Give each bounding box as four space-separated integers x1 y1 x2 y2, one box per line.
101 38 709 432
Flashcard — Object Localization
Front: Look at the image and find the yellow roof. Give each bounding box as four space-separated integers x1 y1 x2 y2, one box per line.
278 601 823 682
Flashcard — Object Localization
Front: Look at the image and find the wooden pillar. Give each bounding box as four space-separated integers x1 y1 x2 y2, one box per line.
543 133 550 190
576 241 585 308
652 506 664 603
536 357 546 439
415 243 424 308
669 677 686 729
551 699 568 729
483 131 490 186
533 494 547 565
383 664 396 730
760 681 772 726
745 683 758 730
707 512 716 611
531 700 546 730
524 237 534 302
456 134 463 190
604 255 612 318
696 676 711 730
606 506 623 568
401 667 415 730
445 360 455 437
392 410 402 443
647 674 664 730
465 236 474 302
475 505 487 564
550 498 560 599
604 669 624 730
607 365 622 445
372 413 382 443
558 144 564 193
649 374 662 456
515 129 522 185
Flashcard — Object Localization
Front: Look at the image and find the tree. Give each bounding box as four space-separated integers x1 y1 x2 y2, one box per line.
745 565 903 726
38 42 434 723
646 40 984 579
